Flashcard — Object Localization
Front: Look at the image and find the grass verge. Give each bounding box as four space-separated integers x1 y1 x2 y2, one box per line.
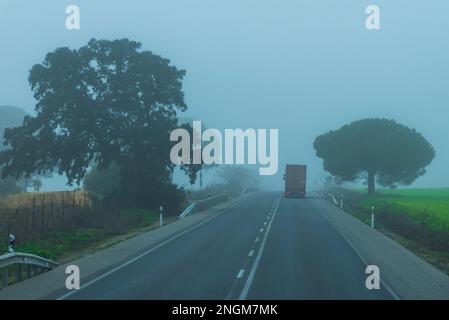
11 208 161 262
332 187 449 275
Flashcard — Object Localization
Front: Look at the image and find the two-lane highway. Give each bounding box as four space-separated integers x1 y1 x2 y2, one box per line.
57 192 393 300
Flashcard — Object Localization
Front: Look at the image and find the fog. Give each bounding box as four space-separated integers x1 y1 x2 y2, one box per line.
0 0 448 191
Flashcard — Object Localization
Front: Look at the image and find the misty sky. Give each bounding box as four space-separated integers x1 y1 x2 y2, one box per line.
0 0 448 191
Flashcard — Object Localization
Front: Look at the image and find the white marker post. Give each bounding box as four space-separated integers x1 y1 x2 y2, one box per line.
159 206 164 227
340 194 344 209
371 206 375 229
8 234 15 253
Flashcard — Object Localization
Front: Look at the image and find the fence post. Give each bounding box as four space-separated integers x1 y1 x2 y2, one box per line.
25 208 29 242
6 224 10 252
42 192 45 232
14 208 19 241
31 195 36 234
72 190 76 217
50 193 54 230
61 192 65 225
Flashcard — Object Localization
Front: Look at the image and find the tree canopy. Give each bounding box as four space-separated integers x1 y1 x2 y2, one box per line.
0 38 199 208
0 106 28 195
313 119 435 194
0 105 27 151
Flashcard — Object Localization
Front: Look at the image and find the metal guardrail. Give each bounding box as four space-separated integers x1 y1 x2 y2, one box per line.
0 252 58 289
322 191 344 210
178 194 228 219
328 192 339 206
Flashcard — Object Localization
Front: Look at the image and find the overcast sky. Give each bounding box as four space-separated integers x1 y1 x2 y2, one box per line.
0 0 448 190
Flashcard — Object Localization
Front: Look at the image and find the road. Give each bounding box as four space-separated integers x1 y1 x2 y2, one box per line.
58 192 393 300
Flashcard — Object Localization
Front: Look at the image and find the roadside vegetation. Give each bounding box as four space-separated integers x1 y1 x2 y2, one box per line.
18 208 160 261
0 206 161 288
314 119 446 273
0 190 163 259
356 188 449 228
331 187 449 274
0 39 205 262
0 39 201 220
0 176 181 263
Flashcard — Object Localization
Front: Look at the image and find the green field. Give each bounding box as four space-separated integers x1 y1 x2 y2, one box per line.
339 188 449 274
354 188 449 229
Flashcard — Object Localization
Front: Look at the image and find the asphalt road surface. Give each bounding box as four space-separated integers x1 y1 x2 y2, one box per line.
60 192 393 300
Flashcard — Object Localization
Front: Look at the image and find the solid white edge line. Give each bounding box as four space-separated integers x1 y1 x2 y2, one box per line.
56 200 242 300
239 198 280 300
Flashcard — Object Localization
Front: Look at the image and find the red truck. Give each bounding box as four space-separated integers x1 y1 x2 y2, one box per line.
284 165 307 198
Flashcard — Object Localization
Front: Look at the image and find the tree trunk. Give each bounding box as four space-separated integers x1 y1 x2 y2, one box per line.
368 171 375 194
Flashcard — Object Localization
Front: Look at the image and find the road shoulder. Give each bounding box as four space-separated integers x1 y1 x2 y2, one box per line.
311 198 449 299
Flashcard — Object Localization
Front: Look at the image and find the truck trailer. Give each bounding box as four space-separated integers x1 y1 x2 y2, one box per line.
284 164 307 198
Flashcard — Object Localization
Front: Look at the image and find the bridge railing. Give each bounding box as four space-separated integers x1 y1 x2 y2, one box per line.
0 252 58 289
178 194 228 219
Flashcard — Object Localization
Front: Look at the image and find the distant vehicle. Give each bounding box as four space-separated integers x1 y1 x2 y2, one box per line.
284 165 306 198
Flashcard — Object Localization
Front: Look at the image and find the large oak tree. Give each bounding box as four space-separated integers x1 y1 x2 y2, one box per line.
0 39 199 208
314 119 435 194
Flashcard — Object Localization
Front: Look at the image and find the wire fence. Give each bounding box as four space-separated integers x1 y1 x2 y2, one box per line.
0 191 98 246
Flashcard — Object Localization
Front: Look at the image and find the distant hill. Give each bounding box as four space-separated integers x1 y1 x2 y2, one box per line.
0 105 27 150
